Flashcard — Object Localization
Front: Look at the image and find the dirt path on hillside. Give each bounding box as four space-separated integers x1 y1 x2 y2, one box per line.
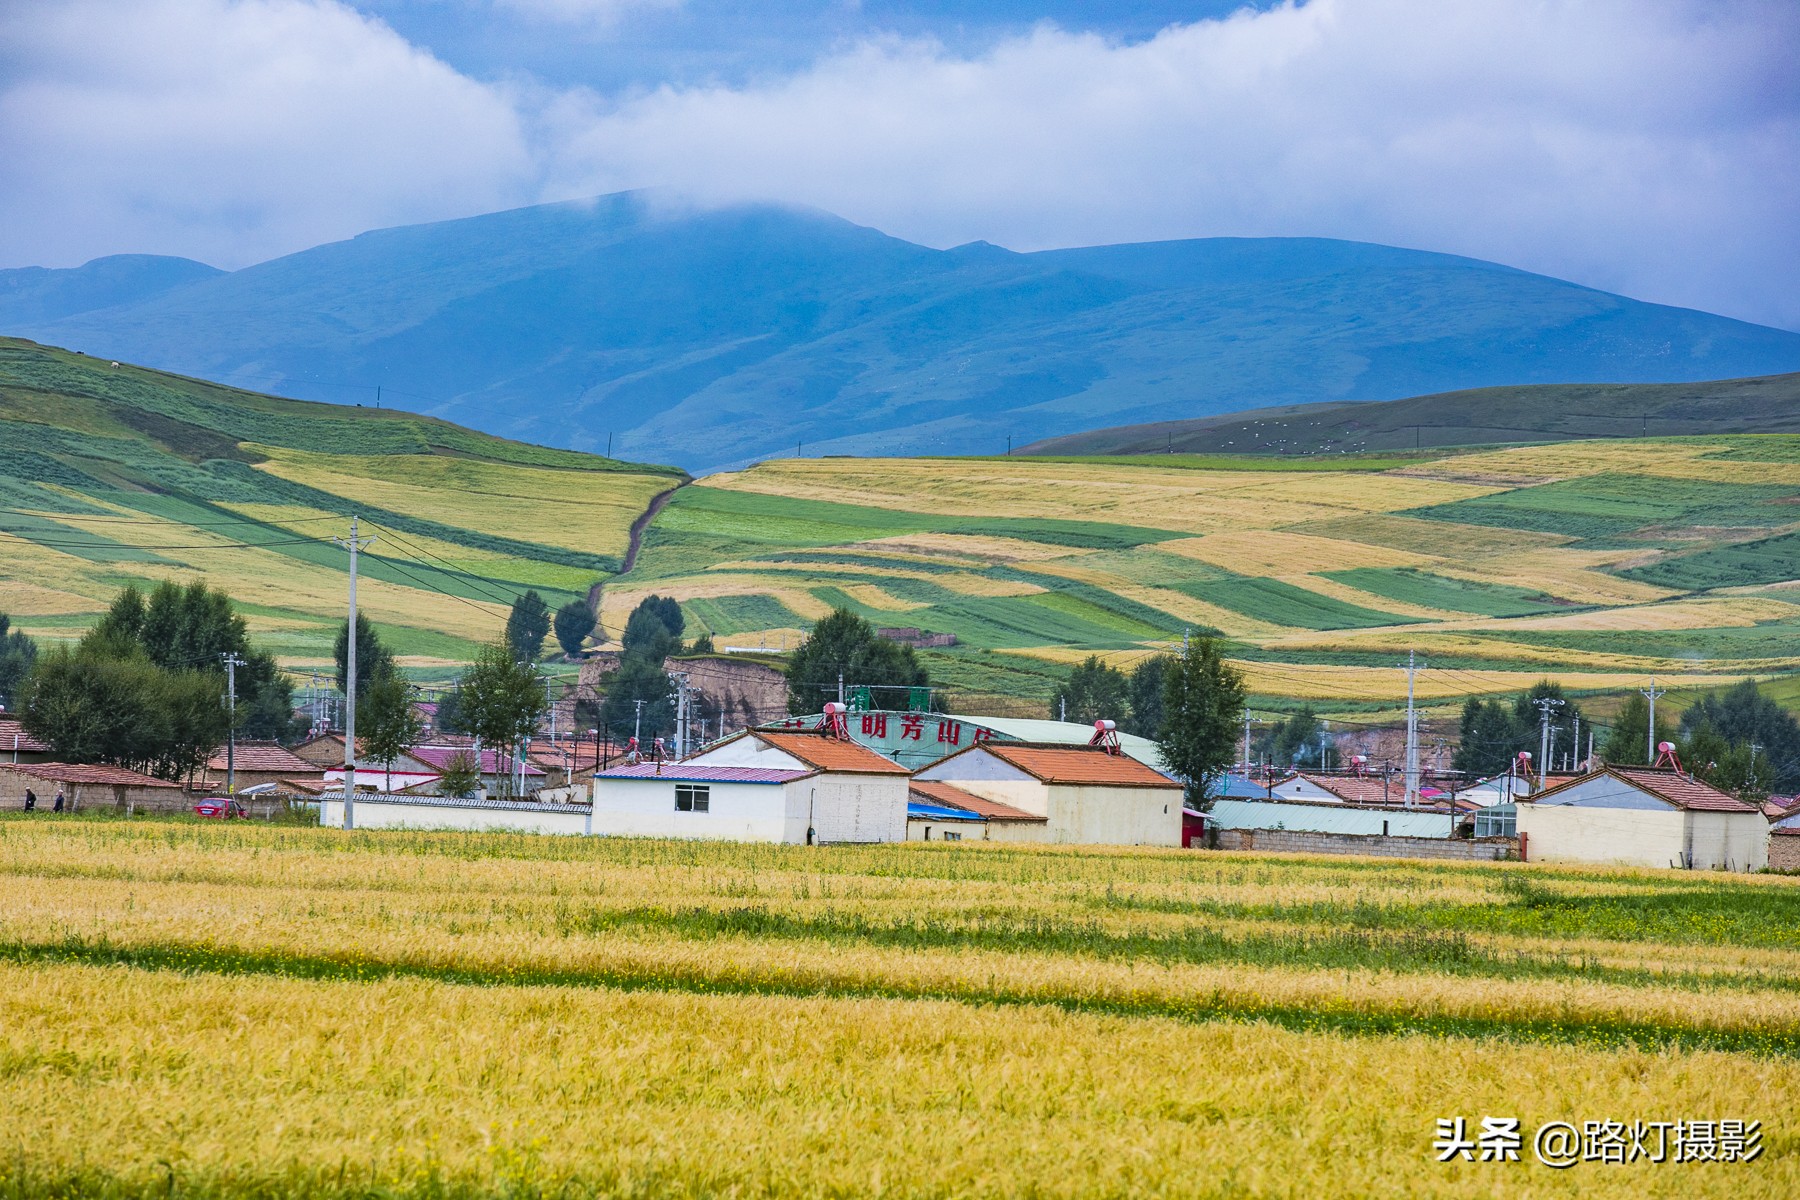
586 482 685 638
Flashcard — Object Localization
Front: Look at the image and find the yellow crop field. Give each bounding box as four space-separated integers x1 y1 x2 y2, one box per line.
1160 528 1436 574
251 446 674 560
0 819 1792 1199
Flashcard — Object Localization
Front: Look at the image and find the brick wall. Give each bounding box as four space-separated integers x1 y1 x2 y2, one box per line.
1210 828 1518 861
1770 834 1800 873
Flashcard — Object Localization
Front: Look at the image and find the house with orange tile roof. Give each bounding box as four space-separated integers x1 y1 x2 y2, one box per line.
0 718 53 766
595 728 910 843
1517 765 1767 871
912 742 1183 846
907 779 1048 843
202 742 325 793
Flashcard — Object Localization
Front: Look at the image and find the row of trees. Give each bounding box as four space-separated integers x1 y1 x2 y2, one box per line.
14 582 296 779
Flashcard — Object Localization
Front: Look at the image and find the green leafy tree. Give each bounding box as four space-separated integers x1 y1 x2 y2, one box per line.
456 642 547 796
334 613 396 701
360 670 423 792
1050 655 1129 725
1451 698 1525 779
785 608 928 714
1156 636 1246 810
1679 680 1800 791
1511 681 1585 771
435 750 480 799
0 612 38 709
622 601 681 663
1121 655 1170 738
91 585 146 646
1272 706 1324 767
552 600 597 658
1600 692 1674 766
599 654 674 744
689 632 716 655
1680 720 1775 802
235 651 299 741
18 642 229 781
506 590 551 663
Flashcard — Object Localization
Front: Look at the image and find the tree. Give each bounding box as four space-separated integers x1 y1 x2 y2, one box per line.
1121 655 1170 738
785 608 928 714
91 585 146 646
622 602 681 662
599 654 674 744
18 642 229 781
1452 698 1526 779
456 641 547 796
1600 693 1673 767
552 600 596 658
1271 706 1324 767
1511 681 1585 771
1156 636 1245 810
0 612 38 709
689 632 716 655
506 590 551 663
360 670 423 792
1050 655 1129 725
335 613 396 701
436 750 480 799
235 651 299 741
1679 680 1800 792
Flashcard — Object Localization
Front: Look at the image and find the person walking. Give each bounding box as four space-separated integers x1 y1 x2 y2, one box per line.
23 788 36 811
53 787 64 813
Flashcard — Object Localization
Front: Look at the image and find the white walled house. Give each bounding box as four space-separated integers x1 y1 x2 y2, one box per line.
913 742 1183 846
1517 766 1767 871
594 729 911 844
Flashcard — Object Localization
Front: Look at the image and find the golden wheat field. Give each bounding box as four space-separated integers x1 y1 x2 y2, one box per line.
0 816 1794 1198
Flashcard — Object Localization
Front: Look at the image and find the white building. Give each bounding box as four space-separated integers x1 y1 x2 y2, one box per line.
592 729 910 843
1517 765 1767 871
912 742 1183 846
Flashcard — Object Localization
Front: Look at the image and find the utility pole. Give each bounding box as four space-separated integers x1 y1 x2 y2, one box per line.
1641 678 1666 762
332 516 375 830
837 672 844 706
671 671 691 758
1571 714 1579 771
1402 650 1421 807
1534 696 1564 788
1243 711 1252 769
632 699 645 746
221 653 244 794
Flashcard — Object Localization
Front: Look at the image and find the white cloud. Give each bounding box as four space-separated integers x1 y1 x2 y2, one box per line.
541 0 1800 328
2 0 1796 328
0 0 534 269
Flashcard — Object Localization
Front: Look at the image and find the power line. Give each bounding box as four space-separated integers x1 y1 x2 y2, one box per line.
0 533 334 550
0 507 345 527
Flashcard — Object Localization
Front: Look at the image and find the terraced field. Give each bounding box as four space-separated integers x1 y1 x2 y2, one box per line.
0 339 681 676
627 441 1800 712
0 818 1791 1197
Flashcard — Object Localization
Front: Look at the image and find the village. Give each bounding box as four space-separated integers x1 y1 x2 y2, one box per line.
7 675 1792 874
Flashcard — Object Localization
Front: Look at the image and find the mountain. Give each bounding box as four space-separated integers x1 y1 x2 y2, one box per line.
0 337 681 671
0 255 222 327
12 192 1800 471
1020 372 1800 456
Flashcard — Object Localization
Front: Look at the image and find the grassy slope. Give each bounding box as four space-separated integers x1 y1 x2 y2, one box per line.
1021 372 1800 457
627 441 1800 716
0 819 1795 1198
0 337 682 675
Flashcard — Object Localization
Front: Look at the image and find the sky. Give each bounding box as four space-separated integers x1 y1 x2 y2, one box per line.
2 0 1797 329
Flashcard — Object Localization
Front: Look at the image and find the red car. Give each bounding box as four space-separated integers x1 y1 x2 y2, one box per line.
192 798 249 819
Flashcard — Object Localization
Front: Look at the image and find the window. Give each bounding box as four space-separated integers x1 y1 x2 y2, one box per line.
675 784 710 813
942 830 962 842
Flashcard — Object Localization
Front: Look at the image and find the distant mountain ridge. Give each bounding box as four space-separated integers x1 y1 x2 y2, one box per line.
11 191 1800 471
1020 372 1800 457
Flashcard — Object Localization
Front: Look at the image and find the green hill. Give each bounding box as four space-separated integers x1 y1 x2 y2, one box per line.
1020 372 1800 456
0 338 682 677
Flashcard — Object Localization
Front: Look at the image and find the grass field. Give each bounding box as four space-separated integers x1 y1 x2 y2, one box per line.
0 338 682 674
0 817 1792 1198
622 441 1800 714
